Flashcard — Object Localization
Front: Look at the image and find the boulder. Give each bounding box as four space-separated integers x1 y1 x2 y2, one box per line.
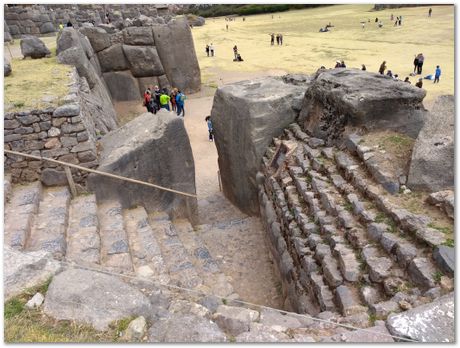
212 305 260 336
211 76 307 215
148 313 227 342
4 57 12 76
43 268 152 331
187 15 205 27
433 246 454 276
79 26 111 52
87 110 198 224
97 43 129 72
298 69 427 144
4 246 61 300
57 27 82 55
124 316 147 341
407 95 454 191
20 35 51 59
426 190 454 219
40 22 55 34
102 70 140 101
152 17 201 93
123 26 155 45
122 45 164 77
386 292 454 342
25 292 45 309
57 46 98 88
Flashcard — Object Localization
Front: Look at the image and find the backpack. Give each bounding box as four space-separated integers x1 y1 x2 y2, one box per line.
180 93 187 102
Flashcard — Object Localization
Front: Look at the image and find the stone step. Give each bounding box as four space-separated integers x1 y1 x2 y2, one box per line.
148 213 202 289
175 220 236 298
123 207 169 284
97 201 133 273
66 193 101 266
26 186 71 259
4 181 42 249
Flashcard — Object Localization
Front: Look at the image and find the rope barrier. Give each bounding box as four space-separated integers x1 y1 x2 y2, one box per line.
6 248 418 343
4 149 197 198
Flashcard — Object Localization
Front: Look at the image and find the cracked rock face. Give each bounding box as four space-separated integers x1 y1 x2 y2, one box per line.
298 69 427 144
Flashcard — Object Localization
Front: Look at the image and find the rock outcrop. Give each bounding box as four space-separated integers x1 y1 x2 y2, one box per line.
298 69 427 144
87 110 198 224
211 77 307 215
4 57 11 76
43 269 152 331
20 35 51 59
407 95 454 192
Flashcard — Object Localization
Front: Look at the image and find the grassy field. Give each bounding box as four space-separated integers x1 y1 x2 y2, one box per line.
4 35 72 112
192 4 454 103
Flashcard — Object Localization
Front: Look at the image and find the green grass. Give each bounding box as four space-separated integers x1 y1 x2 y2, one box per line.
443 239 454 247
368 313 377 326
432 271 443 284
374 211 387 223
222 298 228 305
5 298 25 320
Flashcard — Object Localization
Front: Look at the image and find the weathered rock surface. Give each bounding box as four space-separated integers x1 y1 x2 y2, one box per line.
433 246 454 276
20 35 51 59
43 269 152 331
87 110 198 224
148 313 227 342
4 246 61 300
407 95 454 191
386 292 454 342
102 70 140 101
79 26 111 52
327 324 394 342
187 15 206 27
213 305 260 336
123 26 155 45
124 316 147 341
211 76 307 215
97 43 128 72
25 292 45 309
298 69 427 143
152 17 201 93
426 190 454 219
4 57 12 76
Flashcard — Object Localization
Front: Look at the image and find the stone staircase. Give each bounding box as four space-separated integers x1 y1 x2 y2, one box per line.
257 123 454 325
4 181 238 300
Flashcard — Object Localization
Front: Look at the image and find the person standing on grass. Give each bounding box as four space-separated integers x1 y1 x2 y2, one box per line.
205 116 213 142
379 61 386 74
226 24 228 31
270 33 275 45
429 8 432 17
205 44 209 57
209 43 215 57
276 34 280 45
233 45 238 60
279 33 283 45
417 53 424 74
434 65 441 83
176 90 187 117
413 54 419 73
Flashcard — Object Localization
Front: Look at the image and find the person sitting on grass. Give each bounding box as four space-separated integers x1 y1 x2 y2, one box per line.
415 78 423 88
404 77 411 83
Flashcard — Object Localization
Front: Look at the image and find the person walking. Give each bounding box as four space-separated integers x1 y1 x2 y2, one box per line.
398 16 402 25
270 33 275 45
159 89 171 111
417 53 424 74
429 8 432 17
205 116 213 142
170 88 177 111
413 54 419 73
379 61 386 74
233 45 238 60
205 44 209 57
434 65 441 83
176 90 187 117
209 43 215 57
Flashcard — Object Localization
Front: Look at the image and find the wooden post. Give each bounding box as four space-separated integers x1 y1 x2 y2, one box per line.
64 167 77 198
217 170 222 192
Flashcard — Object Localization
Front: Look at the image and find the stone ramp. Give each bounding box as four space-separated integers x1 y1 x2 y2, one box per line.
258 122 454 326
25 186 71 259
173 219 237 299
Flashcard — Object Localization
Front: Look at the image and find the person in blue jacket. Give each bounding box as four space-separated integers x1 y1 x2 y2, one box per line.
205 116 213 141
434 65 441 83
176 90 187 117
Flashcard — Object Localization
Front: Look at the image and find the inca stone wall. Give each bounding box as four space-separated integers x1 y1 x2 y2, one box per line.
4 69 99 185
4 4 172 39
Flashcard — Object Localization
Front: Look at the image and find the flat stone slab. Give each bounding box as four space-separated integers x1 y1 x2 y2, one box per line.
433 246 454 276
386 292 454 342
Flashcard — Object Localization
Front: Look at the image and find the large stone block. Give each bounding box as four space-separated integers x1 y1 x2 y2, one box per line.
407 95 454 191
122 26 155 45
20 35 51 59
298 69 427 144
211 77 307 215
102 70 140 101
152 17 201 93
137 76 159 95
87 110 197 223
122 45 164 77
79 26 111 52
97 43 128 72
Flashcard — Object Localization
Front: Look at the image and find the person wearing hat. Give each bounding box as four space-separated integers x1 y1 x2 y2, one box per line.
334 60 342 68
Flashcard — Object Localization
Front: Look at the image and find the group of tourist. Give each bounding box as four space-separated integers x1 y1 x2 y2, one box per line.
205 44 215 57
269 33 284 45
143 86 187 117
